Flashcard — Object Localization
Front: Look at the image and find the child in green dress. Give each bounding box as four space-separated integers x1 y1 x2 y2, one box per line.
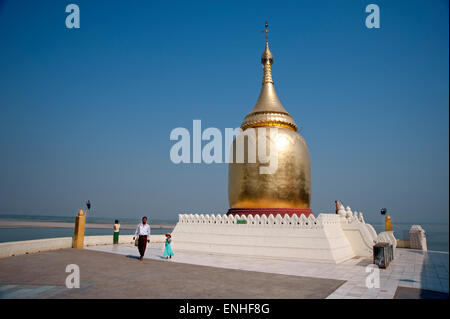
163 233 174 259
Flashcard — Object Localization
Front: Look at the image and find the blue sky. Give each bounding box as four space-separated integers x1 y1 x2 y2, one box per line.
0 0 448 223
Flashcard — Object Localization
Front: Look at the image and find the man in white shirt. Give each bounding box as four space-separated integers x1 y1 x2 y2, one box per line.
133 216 151 260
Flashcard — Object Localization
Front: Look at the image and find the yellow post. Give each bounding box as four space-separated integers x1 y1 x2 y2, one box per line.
385 215 393 232
73 209 86 249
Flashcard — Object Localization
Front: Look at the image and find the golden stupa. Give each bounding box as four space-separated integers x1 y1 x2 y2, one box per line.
228 23 312 216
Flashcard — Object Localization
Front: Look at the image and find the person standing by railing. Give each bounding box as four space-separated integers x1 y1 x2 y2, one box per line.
133 216 151 261
335 200 343 214
113 220 120 244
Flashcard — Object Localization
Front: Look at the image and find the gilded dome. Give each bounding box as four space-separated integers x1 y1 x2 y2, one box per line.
228 28 311 210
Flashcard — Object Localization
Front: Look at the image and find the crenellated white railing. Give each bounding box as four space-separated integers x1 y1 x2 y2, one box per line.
177 213 343 229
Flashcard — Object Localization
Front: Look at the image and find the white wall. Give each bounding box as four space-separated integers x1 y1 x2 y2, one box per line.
0 237 73 258
340 216 376 257
84 234 165 246
172 213 357 264
0 234 166 258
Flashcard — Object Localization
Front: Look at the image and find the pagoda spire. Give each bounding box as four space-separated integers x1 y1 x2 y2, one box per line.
240 22 298 132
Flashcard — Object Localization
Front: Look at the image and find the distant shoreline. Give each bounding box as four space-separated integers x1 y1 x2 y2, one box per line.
0 220 174 230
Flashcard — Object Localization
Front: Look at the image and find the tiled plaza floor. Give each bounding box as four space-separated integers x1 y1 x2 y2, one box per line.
87 243 449 299
0 248 343 299
0 243 447 299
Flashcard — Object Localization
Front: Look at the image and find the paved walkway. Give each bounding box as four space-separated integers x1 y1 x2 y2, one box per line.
0 248 343 299
88 243 449 299
0 244 447 299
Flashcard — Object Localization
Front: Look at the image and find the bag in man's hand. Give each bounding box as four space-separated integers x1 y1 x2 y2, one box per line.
135 236 139 246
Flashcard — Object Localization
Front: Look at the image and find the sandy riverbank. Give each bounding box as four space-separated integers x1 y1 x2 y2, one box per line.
0 220 174 230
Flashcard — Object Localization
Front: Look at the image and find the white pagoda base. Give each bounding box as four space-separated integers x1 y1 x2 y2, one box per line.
172 208 384 264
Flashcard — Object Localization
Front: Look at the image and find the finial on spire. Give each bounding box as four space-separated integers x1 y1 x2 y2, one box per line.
260 21 273 85
261 21 269 43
